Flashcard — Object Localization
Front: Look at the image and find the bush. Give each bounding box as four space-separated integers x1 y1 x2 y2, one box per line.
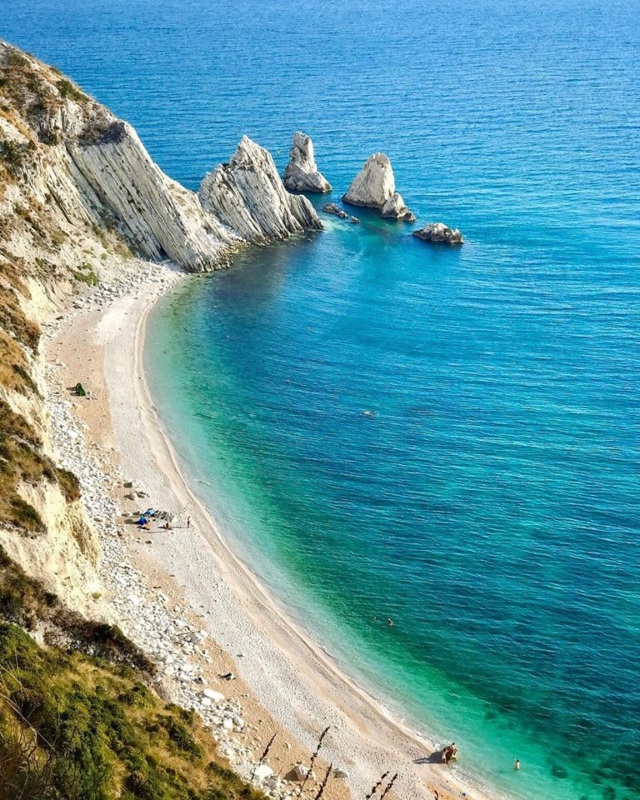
56 79 88 104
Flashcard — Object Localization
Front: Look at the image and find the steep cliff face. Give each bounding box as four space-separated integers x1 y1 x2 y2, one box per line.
283 131 331 193
198 136 323 244
0 40 240 274
68 121 239 270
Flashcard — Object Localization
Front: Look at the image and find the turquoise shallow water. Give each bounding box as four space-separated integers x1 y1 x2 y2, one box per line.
5 1 640 798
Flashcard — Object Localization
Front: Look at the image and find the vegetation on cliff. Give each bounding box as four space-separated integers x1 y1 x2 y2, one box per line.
0 622 265 800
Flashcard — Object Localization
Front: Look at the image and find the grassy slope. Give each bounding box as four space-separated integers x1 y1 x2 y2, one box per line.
0 622 265 800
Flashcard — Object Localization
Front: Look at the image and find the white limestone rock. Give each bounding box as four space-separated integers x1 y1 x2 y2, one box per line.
343 153 393 208
283 132 331 193
202 688 225 702
68 120 239 271
381 191 415 222
198 136 323 244
253 764 274 782
413 222 464 245
343 153 414 221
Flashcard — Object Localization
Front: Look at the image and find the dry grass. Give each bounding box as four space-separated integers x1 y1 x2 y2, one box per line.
0 623 268 800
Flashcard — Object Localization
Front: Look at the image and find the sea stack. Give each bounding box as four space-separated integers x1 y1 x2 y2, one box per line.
283 131 331 193
342 153 415 221
413 222 464 245
198 136 323 244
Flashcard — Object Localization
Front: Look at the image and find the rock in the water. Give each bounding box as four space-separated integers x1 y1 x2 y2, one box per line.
343 153 394 209
413 222 464 245
381 191 415 222
350 216 360 225
283 131 331 193
343 153 414 221
198 136 323 244
322 203 349 219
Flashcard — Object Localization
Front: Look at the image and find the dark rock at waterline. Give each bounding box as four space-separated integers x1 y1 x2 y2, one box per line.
322 203 349 219
413 222 464 245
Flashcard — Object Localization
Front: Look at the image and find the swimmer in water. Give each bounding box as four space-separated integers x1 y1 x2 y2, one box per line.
514 759 521 771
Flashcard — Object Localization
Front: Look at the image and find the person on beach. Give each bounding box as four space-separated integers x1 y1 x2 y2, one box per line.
187 515 191 528
514 758 521 771
441 743 457 764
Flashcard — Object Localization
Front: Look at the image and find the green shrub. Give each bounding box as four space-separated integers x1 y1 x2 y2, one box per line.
56 79 88 103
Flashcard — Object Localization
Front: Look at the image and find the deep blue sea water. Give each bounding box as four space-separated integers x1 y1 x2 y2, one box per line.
5 1 640 798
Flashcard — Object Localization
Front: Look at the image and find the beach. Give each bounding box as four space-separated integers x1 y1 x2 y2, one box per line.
43 260 498 800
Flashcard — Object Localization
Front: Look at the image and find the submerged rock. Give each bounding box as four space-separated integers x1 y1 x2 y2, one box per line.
413 222 464 245
343 153 414 221
198 136 322 244
283 131 331 193
322 202 349 219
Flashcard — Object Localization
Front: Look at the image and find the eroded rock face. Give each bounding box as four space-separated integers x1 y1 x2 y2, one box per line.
283 132 331 193
343 153 414 221
343 153 394 208
69 122 238 271
381 191 415 222
413 222 464 245
198 136 322 244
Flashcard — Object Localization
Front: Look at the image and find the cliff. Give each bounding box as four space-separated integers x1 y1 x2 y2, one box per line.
198 135 322 244
0 42 325 613
0 40 285 800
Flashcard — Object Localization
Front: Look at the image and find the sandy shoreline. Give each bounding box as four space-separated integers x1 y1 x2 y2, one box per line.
46 262 504 800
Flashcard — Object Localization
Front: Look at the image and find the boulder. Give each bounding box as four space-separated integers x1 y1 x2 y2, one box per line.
283 132 331 193
413 222 464 245
381 191 415 221
202 688 225 702
287 763 309 782
198 136 323 244
253 764 274 782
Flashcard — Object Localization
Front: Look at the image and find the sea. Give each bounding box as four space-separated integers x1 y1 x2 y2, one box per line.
4 1 639 798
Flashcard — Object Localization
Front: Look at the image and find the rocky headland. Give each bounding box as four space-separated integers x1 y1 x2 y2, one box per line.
413 222 464 245
198 135 322 245
342 153 415 221
283 131 331 194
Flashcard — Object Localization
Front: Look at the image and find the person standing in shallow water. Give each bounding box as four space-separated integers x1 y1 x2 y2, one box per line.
514 759 521 771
